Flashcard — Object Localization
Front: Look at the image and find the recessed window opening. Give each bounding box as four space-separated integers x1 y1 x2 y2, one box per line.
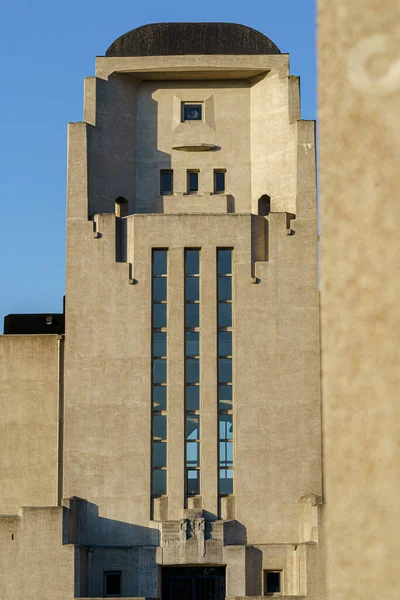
214 170 226 194
160 170 173 195
152 250 168 497
187 170 199 194
104 571 122 597
115 197 128 217
258 194 271 216
182 102 203 121
185 249 201 497
264 570 282 596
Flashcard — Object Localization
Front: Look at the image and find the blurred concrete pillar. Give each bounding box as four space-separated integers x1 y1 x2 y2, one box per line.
318 1 400 598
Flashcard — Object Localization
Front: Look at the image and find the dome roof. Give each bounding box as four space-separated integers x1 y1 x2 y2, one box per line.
106 22 281 57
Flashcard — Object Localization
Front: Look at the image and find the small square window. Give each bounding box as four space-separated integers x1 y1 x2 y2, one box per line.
187 170 199 193
214 170 226 193
104 571 121 597
160 170 173 195
264 570 282 596
182 103 203 121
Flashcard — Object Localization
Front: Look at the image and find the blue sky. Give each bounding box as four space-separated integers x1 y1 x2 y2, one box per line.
0 0 316 332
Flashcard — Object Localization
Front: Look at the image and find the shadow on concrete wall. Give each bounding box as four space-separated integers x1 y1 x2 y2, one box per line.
135 89 172 215
64 497 160 547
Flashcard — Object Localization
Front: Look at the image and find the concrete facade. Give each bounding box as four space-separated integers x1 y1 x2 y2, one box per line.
0 23 323 599
318 2 400 599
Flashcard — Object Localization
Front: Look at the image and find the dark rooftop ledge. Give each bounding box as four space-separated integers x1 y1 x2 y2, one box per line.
106 22 280 57
4 313 65 335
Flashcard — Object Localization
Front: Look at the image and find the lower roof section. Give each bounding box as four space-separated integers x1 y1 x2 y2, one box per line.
4 313 65 335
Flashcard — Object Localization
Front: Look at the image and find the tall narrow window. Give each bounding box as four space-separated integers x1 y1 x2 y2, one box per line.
214 170 226 194
152 250 168 497
217 249 234 496
187 170 199 194
160 170 173 195
185 249 200 496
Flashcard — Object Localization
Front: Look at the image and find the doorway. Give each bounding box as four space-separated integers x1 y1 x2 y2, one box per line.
162 566 226 600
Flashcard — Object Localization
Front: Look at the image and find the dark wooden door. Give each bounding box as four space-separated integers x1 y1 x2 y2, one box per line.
162 566 226 600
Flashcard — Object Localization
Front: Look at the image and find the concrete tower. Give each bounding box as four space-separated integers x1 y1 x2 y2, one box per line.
0 22 323 599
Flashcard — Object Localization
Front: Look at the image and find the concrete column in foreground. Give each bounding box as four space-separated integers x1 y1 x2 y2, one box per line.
318 2 400 598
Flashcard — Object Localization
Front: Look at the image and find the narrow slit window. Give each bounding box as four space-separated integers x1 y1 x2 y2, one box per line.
217 248 234 500
152 249 168 498
214 170 226 193
160 170 173 195
185 248 201 497
187 170 199 194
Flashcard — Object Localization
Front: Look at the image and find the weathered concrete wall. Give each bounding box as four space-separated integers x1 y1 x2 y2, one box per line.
64 53 321 554
84 74 137 216
0 335 60 513
318 2 400 599
0 507 75 600
250 73 299 214
135 80 252 213
64 208 320 545
87 546 158 597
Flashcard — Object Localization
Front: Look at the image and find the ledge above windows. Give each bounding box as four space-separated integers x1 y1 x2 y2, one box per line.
155 193 234 214
172 143 219 152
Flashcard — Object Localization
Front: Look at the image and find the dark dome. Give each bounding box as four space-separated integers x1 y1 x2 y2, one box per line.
106 22 280 57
